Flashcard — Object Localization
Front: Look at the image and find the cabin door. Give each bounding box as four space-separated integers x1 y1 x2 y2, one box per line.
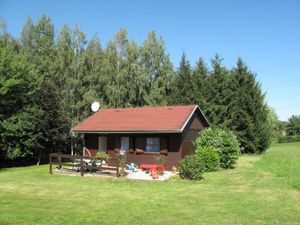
98 136 107 152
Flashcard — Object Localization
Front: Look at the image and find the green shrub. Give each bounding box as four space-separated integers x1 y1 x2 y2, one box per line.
195 128 240 169
286 115 300 135
195 146 219 172
278 135 300 143
178 155 205 180
94 151 110 162
154 155 167 166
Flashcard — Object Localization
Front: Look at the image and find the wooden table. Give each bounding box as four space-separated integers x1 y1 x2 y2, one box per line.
139 164 165 172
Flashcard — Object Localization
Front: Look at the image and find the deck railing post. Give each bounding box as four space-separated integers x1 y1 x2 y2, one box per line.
49 154 52 174
80 157 84 177
116 159 119 177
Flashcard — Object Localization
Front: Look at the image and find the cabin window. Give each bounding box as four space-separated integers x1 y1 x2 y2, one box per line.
145 137 160 152
121 136 129 152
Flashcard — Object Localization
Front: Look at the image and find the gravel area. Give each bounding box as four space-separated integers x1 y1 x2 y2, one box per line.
126 169 174 181
55 167 174 180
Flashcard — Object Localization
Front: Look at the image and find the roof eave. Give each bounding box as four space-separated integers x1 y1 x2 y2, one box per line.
180 105 211 132
71 129 182 134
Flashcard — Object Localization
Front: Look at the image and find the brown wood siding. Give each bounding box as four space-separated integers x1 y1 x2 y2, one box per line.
105 133 181 170
180 114 205 158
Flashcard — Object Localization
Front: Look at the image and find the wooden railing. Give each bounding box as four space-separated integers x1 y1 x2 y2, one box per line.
49 153 119 177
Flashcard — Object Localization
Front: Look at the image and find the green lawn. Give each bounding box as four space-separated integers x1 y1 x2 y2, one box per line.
1 142 300 225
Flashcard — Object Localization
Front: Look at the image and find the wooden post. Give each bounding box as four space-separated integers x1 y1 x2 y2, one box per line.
116 159 119 177
49 154 52 174
80 157 84 177
71 135 74 156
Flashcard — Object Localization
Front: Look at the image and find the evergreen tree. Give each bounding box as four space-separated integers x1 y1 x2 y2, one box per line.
170 53 193 105
34 79 70 164
228 58 271 153
205 54 231 128
191 57 209 110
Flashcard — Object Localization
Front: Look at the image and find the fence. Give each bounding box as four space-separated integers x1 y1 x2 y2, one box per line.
49 153 119 177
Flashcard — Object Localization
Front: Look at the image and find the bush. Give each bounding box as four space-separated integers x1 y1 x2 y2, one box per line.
195 128 240 169
286 115 300 135
178 155 205 180
195 146 219 172
154 155 167 166
278 135 300 143
94 151 110 162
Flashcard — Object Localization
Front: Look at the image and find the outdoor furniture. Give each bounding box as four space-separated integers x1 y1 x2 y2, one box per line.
126 163 138 172
139 164 165 173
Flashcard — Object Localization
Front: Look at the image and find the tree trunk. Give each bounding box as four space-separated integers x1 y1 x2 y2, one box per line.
36 151 41 166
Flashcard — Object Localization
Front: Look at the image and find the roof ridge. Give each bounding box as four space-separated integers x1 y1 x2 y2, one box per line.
98 104 198 111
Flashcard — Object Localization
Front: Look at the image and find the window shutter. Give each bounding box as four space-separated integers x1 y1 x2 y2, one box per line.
135 137 145 152
114 136 120 151
160 137 168 152
129 137 134 152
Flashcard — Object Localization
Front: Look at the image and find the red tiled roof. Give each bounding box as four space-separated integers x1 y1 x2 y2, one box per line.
71 105 201 133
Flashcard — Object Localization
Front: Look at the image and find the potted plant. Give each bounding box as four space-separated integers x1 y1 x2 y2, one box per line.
154 155 167 175
117 150 127 177
95 151 110 162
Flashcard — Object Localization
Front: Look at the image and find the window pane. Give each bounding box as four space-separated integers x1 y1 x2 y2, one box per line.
145 137 160 152
121 137 129 151
152 145 160 152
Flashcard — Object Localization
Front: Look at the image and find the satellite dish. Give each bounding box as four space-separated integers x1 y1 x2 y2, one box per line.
91 101 100 112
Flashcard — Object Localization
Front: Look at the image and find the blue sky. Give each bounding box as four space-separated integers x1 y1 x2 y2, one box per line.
1 0 299 120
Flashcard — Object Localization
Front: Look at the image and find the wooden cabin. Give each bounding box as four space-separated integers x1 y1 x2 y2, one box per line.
71 105 210 170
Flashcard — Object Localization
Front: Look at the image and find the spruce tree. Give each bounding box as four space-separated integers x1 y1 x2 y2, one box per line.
191 57 209 110
170 53 193 105
228 58 271 153
205 54 231 128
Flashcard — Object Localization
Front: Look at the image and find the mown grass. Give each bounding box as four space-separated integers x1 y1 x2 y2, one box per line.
0 142 300 225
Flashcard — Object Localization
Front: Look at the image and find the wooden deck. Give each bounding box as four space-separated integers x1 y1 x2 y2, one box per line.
49 153 119 177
